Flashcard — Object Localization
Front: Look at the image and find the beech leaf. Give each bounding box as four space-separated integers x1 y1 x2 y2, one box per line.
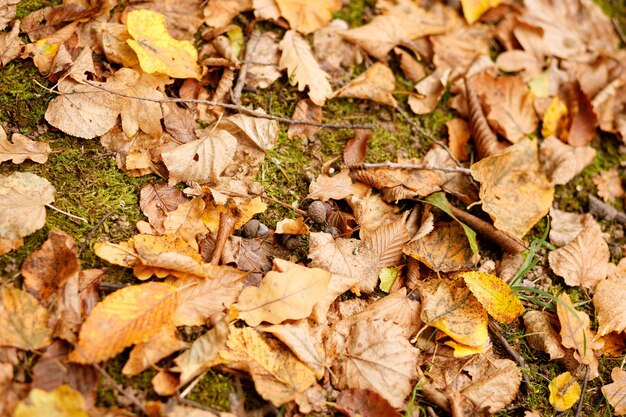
461 271 524 323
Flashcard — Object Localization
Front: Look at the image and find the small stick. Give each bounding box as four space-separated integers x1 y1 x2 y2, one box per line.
215 188 309 217
81 81 377 130
79 209 115 256
210 212 237 265
232 30 260 105
359 162 471 175
448 205 528 254
45 204 87 223
588 194 626 224
98 281 127 291
488 321 532 390
92 362 147 414
574 365 590 417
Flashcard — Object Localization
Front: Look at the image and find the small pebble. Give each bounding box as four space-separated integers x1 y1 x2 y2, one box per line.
307 200 327 224
241 219 260 238
323 225 340 238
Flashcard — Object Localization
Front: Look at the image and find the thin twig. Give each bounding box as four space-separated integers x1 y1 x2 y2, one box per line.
98 282 127 291
81 80 377 130
359 162 472 175
45 204 87 223
575 365 590 417
232 30 260 105
79 209 115 256
92 362 147 414
397 106 464 168
488 321 532 390
588 194 626 224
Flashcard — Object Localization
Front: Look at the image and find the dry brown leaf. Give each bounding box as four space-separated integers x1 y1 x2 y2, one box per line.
416 278 489 355
163 197 209 250
364 213 410 268
0 128 51 165
602 367 626 415
408 68 450 115
314 20 361 75
245 30 281 89
340 3 455 60
523 311 567 360
348 192 401 239
548 225 611 290
275 0 341 34
168 266 245 326
203 0 252 27
471 139 554 239
470 72 538 143
403 221 474 273
279 30 332 106
309 232 379 294
122 327 188 376
556 293 604 379
0 20 23 68
220 325 316 406
162 129 238 185
394 47 426 83
287 99 322 139
562 80 598 147
0 236 22 255
275 217 309 235
0 0 18 31
336 388 401 417
221 233 293 275
539 136 596 186
308 169 370 202
234 263 330 326
333 63 397 107
262 319 326 379
593 77 626 140
432 24 491 80
594 275 626 336
223 112 279 152
139 184 189 234
0 172 55 240
446 118 471 162
549 207 602 248
97 23 139 68
69 282 179 364
174 316 229 385
335 319 419 408
461 357 522 412
594 167 624 202
0 287 52 350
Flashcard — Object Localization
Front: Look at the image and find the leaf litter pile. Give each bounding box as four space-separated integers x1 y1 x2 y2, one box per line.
1 0 626 416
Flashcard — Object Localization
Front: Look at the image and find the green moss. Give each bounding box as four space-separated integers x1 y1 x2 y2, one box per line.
96 356 158 408
187 370 236 411
334 0 375 27
15 0 59 20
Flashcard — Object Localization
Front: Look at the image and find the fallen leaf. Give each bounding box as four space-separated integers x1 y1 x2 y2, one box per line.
336 388 401 417
548 372 580 412
308 169 370 202
139 183 189 234
275 0 341 34
309 232 379 293
335 319 419 408
556 293 603 379
152 369 179 397
539 136 596 186
234 265 330 326
0 128 51 165
314 19 362 75
470 72 538 143
333 63 397 107
275 217 309 235
403 221 474 272
523 311 567 360
364 213 410 268
548 225 612 290
203 0 252 28
0 287 52 350
415 278 489 355
0 20 23 68
69 282 179 364
461 357 522 412
446 118 471 161
245 30 281 89
461 271 524 324
563 80 598 147
163 197 209 250
408 68 450 115
126 9 201 79
287 99 322 139
279 30 332 106
0 0 18 31
541 97 568 139
122 327 188 376
14 385 88 417
471 139 554 239
394 47 426 83
549 207 601 248
0 172 55 240
220 325 316 406
460 0 501 23
602 367 626 415
425 192 478 254
594 167 624 202
431 24 491 80
594 275 626 336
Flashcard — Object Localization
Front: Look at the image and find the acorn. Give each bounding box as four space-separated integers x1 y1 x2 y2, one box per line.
283 236 301 251
307 200 327 224
241 219 260 238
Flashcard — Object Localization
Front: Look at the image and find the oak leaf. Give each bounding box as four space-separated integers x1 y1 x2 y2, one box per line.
126 9 201 79
335 320 419 408
548 372 580 412
0 21 22 68
308 169 370 202
415 278 489 355
0 128 51 164
69 282 179 364
0 287 52 350
461 271 524 323
14 385 88 417
602 367 626 415
220 325 316 406
279 30 332 106
275 0 341 34
234 264 330 326
594 275 626 336
594 167 625 202
548 225 611 290
333 63 397 107
470 139 554 239
556 293 603 379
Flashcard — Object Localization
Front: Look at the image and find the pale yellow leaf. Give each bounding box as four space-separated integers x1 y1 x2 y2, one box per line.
275 0 341 34
14 385 88 417
0 287 52 350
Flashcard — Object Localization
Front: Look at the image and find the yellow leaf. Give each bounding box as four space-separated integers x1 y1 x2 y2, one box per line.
220 325 316 406
69 282 179 363
275 0 341 34
460 0 501 24
379 267 399 293
275 217 309 235
461 271 524 324
542 97 568 139
234 265 330 326
548 372 581 412
126 9 201 79
14 385 88 417
202 196 268 233
0 287 52 350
